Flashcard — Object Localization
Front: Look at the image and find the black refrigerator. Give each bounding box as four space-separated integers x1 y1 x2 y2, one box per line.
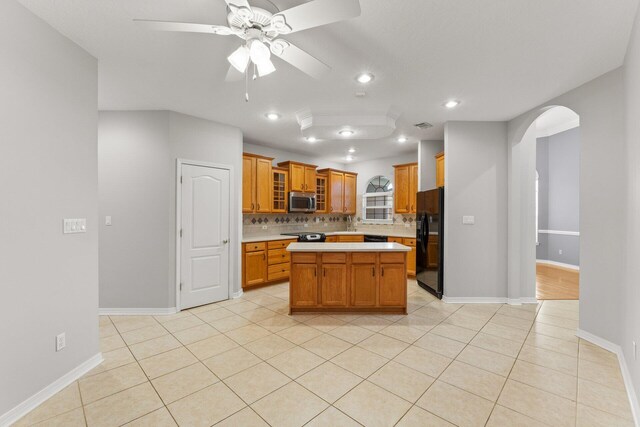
416 188 444 299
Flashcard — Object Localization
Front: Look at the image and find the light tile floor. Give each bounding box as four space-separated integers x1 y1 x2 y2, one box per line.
13 280 635 426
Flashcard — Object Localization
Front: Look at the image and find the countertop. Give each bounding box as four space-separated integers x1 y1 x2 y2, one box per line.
242 230 416 243
287 242 411 252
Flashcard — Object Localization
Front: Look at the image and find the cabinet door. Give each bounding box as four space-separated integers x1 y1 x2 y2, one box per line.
321 264 348 306
316 175 327 213
304 167 316 193
242 156 255 213
245 250 266 286
290 164 305 192
394 166 409 213
272 170 287 212
343 173 357 214
435 153 445 188
329 171 344 213
409 164 418 213
379 264 406 306
290 264 318 306
255 158 272 213
403 238 416 276
351 264 377 307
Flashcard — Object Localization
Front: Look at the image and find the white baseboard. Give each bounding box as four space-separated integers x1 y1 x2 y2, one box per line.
576 329 640 425
536 259 580 271
0 353 103 427
99 307 177 316
232 290 243 299
443 296 508 304
507 297 539 305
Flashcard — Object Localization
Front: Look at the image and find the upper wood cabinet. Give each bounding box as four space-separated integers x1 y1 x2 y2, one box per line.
277 161 317 193
318 168 357 214
435 152 445 188
243 153 273 213
272 167 288 213
393 162 418 213
316 174 328 213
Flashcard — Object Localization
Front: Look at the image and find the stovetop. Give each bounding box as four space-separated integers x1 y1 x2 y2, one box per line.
281 232 326 242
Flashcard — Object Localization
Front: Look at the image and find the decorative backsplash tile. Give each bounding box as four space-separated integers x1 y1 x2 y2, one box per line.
243 213 350 238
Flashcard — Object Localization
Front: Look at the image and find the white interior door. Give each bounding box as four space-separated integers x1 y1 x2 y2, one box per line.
180 164 230 309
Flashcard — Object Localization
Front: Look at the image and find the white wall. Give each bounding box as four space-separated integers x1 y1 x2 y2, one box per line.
624 3 640 410
99 111 243 310
443 122 509 299
0 0 99 418
419 140 445 190
347 152 418 195
243 142 345 170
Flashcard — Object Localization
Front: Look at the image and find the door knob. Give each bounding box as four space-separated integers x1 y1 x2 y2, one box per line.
223 239 229 244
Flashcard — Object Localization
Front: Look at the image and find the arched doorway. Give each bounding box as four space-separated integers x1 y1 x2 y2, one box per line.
507 105 580 303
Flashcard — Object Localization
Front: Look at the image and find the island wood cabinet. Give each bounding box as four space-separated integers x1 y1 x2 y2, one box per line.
243 239 297 289
435 152 445 188
277 161 317 193
289 251 407 313
393 162 418 214
317 168 357 215
243 153 273 213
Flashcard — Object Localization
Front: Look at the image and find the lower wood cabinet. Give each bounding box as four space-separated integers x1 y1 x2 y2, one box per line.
243 239 296 289
403 238 417 277
289 251 407 313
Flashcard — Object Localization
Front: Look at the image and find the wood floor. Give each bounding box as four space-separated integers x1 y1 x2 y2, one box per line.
536 263 579 300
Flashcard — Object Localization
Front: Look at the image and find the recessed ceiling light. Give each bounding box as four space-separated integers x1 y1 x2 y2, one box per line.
339 129 354 137
397 136 408 143
346 155 354 161
306 136 317 143
265 112 281 120
355 73 374 84
348 148 356 153
444 100 460 109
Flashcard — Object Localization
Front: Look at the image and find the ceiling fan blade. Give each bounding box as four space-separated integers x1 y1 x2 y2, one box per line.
134 19 236 35
273 43 331 79
274 0 360 33
225 65 245 82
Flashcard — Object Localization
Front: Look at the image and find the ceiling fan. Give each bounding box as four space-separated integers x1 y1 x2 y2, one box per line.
134 0 361 83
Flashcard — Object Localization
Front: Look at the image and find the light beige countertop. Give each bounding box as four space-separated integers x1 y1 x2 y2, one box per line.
242 235 299 243
287 242 411 252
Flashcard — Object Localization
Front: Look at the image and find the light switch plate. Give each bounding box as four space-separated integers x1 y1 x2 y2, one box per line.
462 216 475 225
63 218 87 234
56 333 65 352
105 216 112 226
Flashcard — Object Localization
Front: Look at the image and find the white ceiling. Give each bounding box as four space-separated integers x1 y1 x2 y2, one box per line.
18 0 638 163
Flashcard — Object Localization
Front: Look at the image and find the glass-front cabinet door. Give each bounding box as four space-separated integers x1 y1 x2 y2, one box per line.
316 174 327 213
272 168 288 213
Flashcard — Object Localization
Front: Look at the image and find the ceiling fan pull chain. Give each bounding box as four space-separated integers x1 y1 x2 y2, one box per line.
245 65 249 102
252 63 257 81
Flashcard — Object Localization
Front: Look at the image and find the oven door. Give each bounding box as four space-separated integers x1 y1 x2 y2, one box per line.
289 192 316 213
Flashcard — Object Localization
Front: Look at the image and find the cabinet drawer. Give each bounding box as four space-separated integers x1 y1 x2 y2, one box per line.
380 252 406 263
403 238 416 247
245 242 266 252
337 235 364 242
388 237 403 244
322 253 347 263
325 236 338 242
268 248 290 265
268 263 290 281
267 239 296 250
352 253 377 264
292 252 317 263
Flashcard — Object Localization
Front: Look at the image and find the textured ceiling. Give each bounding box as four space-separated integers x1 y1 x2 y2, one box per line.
18 0 639 162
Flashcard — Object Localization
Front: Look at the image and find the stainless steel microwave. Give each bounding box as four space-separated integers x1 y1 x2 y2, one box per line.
289 192 316 213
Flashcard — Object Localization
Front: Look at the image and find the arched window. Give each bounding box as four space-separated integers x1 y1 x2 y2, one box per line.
362 175 394 223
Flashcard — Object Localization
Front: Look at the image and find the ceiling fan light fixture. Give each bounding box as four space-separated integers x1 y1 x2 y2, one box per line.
257 59 276 77
228 45 250 72
249 40 271 65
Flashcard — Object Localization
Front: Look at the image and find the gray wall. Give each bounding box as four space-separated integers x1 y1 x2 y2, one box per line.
624 2 640 410
508 68 627 348
243 142 345 170
0 0 99 416
99 111 243 309
536 128 580 266
419 140 445 190
444 122 509 299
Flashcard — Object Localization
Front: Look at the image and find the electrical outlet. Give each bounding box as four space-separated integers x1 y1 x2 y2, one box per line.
462 216 475 225
56 333 66 352
559 249 563 255
304 223 309 228
323 223 328 227
261 225 268 230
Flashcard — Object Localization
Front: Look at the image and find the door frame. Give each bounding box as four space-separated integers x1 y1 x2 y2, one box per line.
175 159 236 311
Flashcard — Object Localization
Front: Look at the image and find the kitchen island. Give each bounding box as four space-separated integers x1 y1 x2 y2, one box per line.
287 242 411 314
